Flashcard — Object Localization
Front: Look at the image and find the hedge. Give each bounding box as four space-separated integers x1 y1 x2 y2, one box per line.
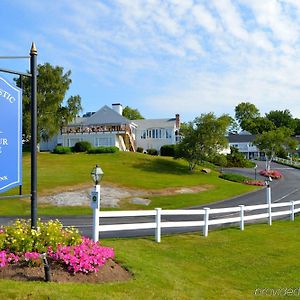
87 146 119 154
53 146 72 154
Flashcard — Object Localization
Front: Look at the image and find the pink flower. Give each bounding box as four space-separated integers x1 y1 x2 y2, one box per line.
0 251 20 267
259 169 282 179
48 237 114 274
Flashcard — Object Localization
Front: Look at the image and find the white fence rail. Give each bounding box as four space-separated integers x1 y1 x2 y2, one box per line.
274 157 300 168
97 200 300 242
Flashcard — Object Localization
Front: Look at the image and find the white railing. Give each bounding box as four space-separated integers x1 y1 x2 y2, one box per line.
97 200 300 242
274 157 300 168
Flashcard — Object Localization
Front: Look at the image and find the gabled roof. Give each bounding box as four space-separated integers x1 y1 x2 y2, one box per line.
227 134 256 143
82 105 131 126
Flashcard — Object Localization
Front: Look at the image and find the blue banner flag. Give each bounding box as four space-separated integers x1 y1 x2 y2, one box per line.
0 76 22 192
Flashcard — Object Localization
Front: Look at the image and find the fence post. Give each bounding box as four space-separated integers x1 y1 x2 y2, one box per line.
92 184 100 242
290 201 295 221
266 184 272 226
239 205 245 231
155 208 161 243
203 208 210 237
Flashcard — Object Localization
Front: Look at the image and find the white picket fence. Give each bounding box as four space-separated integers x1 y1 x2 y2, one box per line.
97 199 300 242
273 157 300 168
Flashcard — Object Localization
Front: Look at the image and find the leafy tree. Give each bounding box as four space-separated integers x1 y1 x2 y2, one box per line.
175 113 231 171
242 116 276 134
235 102 260 130
294 118 300 135
227 118 240 134
226 146 255 168
122 106 144 120
254 127 297 170
16 63 82 142
265 109 296 131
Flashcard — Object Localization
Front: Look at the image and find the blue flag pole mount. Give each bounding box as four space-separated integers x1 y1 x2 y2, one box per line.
0 76 22 193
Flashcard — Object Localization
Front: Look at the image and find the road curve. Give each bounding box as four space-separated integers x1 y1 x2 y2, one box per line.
0 161 299 239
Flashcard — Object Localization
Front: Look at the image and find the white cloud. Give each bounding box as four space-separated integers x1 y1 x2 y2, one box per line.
212 0 249 41
3 0 300 121
192 4 219 33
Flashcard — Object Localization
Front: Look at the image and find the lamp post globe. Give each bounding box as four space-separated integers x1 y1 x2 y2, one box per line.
91 164 104 185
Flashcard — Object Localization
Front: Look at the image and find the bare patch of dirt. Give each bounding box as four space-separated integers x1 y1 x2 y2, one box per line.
0 259 132 283
39 184 213 208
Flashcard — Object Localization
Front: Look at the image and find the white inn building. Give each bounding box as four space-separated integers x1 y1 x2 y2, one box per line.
40 103 181 153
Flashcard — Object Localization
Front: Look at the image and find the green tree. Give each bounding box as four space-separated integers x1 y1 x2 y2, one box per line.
294 118 300 135
254 127 297 170
122 106 144 120
242 116 276 134
265 109 296 130
235 102 260 130
17 63 82 142
176 113 231 171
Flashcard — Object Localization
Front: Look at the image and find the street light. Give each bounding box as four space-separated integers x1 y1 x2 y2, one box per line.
254 164 257 180
90 164 104 242
91 164 104 185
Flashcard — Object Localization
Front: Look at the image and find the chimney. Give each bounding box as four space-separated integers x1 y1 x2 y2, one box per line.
175 114 180 128
112 103 123 115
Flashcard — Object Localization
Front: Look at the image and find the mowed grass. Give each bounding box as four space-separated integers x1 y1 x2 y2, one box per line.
0 152 257 215
1 217 300 299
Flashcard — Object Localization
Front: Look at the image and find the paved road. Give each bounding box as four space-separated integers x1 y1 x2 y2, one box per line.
1 161 299 239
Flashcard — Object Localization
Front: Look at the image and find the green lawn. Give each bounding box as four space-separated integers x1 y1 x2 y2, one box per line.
0 152 257 215
1 217 300 299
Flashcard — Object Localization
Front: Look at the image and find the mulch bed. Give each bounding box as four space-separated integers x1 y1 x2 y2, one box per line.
0 259 132 283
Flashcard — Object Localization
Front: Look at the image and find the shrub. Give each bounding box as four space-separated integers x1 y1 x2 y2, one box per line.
220 173 264 186
73 141 92 152
88 146 119 154
226 147 255 168
209 154 227 167
136 147 144 153
219 173 251 183
53 146 72 154
0 219 115 274
160 144 175 157
147 148 158 156
2 219 81 254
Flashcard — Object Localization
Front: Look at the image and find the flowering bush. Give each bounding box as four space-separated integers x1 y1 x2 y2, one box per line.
0 250 19 267
244 180 265 186
0 219 115 274
259 169 282 179
48 237 114 273
24 251 42 267
1 219 81 253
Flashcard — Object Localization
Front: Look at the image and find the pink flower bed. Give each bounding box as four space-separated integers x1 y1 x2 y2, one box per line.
259 169 282 179
0 251 19 267
48 237 115 273
0 237 114 274
244 180 265 186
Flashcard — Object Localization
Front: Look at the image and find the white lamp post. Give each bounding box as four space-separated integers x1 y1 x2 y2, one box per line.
90 164 104 242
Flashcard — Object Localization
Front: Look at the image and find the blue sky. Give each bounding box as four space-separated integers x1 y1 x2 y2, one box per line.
1 0 300 121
